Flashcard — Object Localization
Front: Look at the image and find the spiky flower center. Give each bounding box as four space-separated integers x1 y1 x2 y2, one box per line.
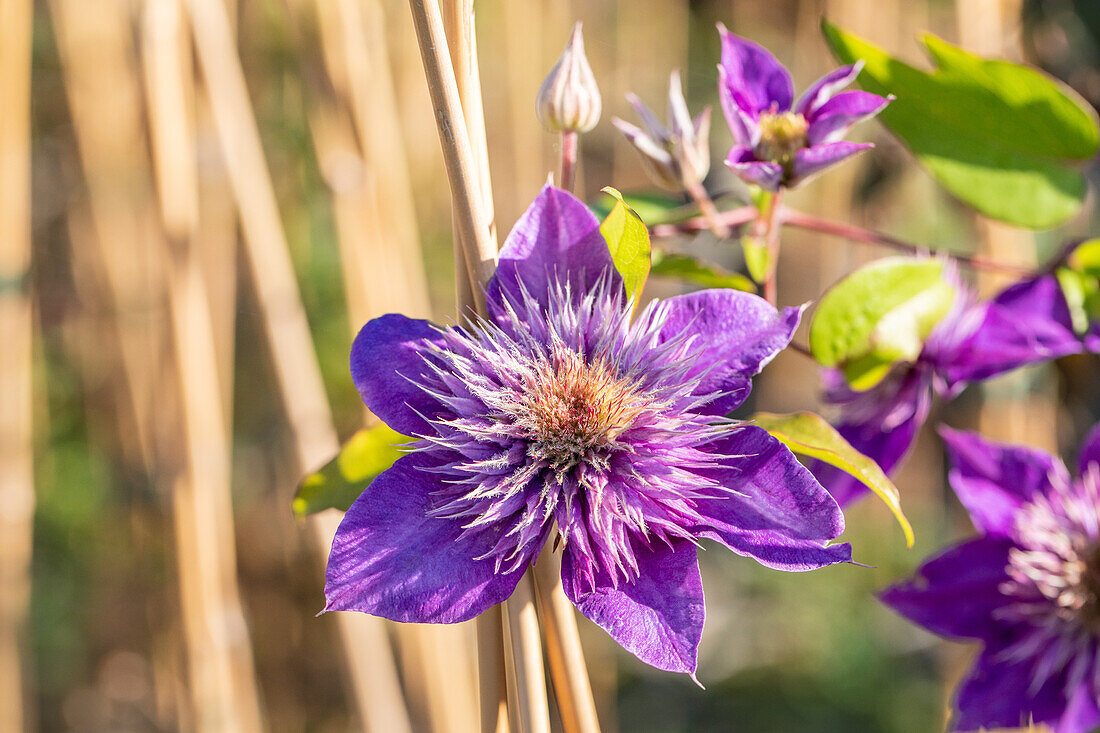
755 110 808 166
518 347 647 472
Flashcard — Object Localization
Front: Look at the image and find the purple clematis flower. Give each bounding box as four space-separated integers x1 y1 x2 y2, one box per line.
882 426 1100 733
325 185 852 676
818 269 1082 506
717 24 891 191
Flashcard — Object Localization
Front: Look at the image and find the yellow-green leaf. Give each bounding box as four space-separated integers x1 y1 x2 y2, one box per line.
753 411 914 547
600 186 652 303
293 424 409 518
650 251 756 292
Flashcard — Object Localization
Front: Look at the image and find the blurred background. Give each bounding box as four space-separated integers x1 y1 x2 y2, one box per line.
4 0 1099 730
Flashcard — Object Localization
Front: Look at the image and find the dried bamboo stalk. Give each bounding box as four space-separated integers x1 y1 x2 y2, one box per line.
503 576 551 733
141 2 265 730
183 1 413 730
0 0 34 729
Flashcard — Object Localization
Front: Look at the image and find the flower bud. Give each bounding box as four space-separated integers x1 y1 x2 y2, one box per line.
536 23 602 133
612 71 712 191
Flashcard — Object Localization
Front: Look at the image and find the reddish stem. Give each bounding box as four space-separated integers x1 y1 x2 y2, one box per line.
757 190 783 306
780 208 1036 276
560 130 578 193
650 205 757 239
685 181 731 239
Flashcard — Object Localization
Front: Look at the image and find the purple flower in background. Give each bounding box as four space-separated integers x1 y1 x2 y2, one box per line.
882 426 1100 732
818 271 1082 506
717 24 891 191
325 185 852 677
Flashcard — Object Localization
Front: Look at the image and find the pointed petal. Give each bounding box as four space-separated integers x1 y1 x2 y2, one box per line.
789 141 872 186
717 24 793 113
693 427 852 571
954 645 1070 732
879 536 1013 640
805 90 891 145
794 62 863 116
561 539 704 675
725 145 783 191
941 275 1082 386
325 451 529 623
666 70 694 141
717 65 760 147
626 91 668 140
1078 422 1100 477
488 185 618 312
940 426 1070 537
351 314 447 437
658 289 801 415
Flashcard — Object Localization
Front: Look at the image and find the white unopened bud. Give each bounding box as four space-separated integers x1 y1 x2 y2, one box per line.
536 23 602 134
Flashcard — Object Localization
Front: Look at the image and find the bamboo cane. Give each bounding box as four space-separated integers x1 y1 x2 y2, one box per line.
0 0 34 729
183 1 414 730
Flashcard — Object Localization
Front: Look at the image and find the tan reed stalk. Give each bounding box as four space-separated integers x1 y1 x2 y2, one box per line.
532 550 601 733
141 2 266 730
294 2 480 727
501 0 548 212
0 0 34 729
183 1 415 730
503 577 552 733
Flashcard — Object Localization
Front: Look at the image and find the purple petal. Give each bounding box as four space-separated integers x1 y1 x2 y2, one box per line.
789 141 872 186
805 90 891 145
940 426 1070 537
794 63 862 116
879 536 1013 640
324 451 530 623
1077 422 1100 477
658 289 801 415
1058 683 1100 733
351 314 447 437
954 645 1071 732
717 65 760 147
487 185 617 312
693 427 852 571
717 24 793 115
815 366 933 505
725 145 783 191
940 275 1082 386
561 539 704 676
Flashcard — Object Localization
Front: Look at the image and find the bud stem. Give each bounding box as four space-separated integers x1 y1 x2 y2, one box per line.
685 181 730 239
560 130 579 194
757 190 783 306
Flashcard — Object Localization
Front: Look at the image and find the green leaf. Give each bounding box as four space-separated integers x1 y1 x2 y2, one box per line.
741 235 769 284
590 190 691 225
822 20 1099 229
650 251 756 292
1058 239 1100 333
600 187 653 303
753 411 914 547
293 424 409 518
809 257 956 391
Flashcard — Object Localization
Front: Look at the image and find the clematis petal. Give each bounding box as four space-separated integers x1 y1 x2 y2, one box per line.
717 65 761 147
794 62 863 116
561 539 704 676
324 451 531 623
954 645 1069 732
1077 422 1100 476
725 145 784 191
693 427 852 571
879 536 1014 640
351 314 448 437
805 90 891 146
717 24 793 115
940 427 1070 537
789 141 872 186
488 184 618 312
1058 683 1100 733
658 289 801 415
941 275 1082 387
815 365 933 505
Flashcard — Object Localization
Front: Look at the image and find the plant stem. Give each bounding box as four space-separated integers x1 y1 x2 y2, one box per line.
758 190 783 306
780 208 1035 277
685 181 731 239
533 550 601 733
503 574 551 733
650 205 757 239
561 130 578 193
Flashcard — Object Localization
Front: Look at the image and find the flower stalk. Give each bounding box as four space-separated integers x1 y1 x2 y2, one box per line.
685 181 731 239
561 130 579 193
756 189 784 305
